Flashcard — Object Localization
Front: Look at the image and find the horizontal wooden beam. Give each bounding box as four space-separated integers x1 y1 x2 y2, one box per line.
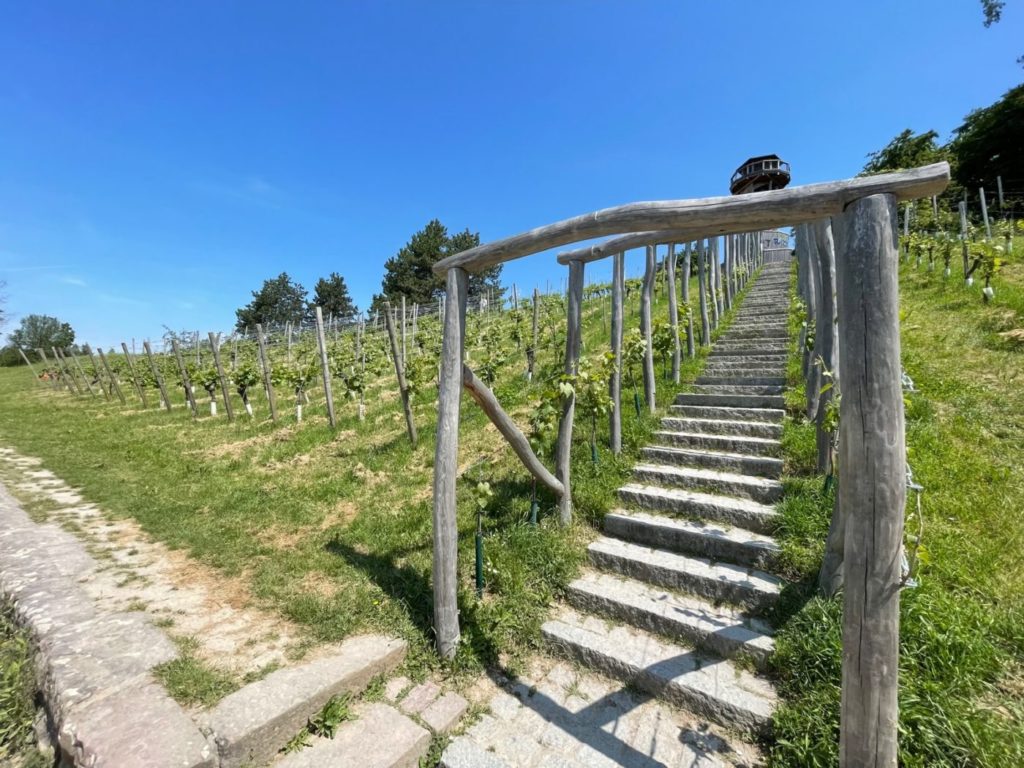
432 162 949 274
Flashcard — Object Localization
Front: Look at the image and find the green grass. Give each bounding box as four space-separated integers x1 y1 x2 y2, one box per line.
0 604 47 766
768 258 1024 767
0 271 739 705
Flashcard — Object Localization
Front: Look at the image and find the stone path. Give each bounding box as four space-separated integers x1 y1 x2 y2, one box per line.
443 261 792 767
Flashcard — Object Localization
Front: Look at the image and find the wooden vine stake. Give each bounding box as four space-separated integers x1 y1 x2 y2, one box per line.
120 342 148 407
640 245 656 412
609 251 625 453
666 243 681 383
527 288 539 381
68 352 96 397
97 349 127 405
314 307 337 428
57 348 86 395
383 301 417 446
683 242 695 357
813 218 839 471
556 259 584 524
143 341 172 411
696 240 711 346
17 348 41 385
85 347 110 400
833 193 904 768
171 339 198 418
432 267 467 659
52 347 80 395
254 323 278 422
207 333 235 422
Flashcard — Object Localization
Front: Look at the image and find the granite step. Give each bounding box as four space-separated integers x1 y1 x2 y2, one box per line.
631 463 783 505
566 570 775 670
641 444 784 479
587 536 783 611
653 429 781 456
696 375 787 387
691 384 785 396
667 405 785 424
542 607 776 735
619 480 779 531
661 416 783 439
604 509 781 569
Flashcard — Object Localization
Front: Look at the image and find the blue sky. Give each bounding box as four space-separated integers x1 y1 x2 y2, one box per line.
1 1 1021 348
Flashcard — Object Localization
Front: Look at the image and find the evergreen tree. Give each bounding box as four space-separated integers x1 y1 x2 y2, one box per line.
307 272 357 323
235 273 308 331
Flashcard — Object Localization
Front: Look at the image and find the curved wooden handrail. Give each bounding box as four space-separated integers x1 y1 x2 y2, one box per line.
432 163 949 274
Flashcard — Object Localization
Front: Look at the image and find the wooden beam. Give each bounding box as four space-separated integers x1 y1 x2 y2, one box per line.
462 364 564 496
431 164 949 275
432 267 468 659
833 193 904 768
556 260 584 524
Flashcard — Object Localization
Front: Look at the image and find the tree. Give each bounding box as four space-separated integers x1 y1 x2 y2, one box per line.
235 273 308 332
862 129 949 176
8 314 75 352
306 272 357 323
949 83 1024 194
373 219 502 312
0 280 6 331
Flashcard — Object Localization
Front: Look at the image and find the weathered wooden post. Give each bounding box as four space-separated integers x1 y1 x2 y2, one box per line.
640 245 656 412
813 218 839 473
833 193 904 768
314 307 337 428
254 324 278 422
68 352 96 397
979 187 992 239
121 342 149 407
383 301 417 446
432 267 468 659
958 200 970 281
82 348 109 399
682 242 696 358
802 225 822 417
696 239 711 347
171 339 198 418
528 288 539 382
610 251 624 454
16 348 41 384
401 296 407 368
207 333 235 422
143 342 171 411
723 235 733 311
556 260 584 524
667 243 681 383
52 347 80 395
97 348 127 405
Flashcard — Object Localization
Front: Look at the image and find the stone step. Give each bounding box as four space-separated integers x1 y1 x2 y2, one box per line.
667 404 785 423
709 347 788 358
697 369 786 381
722 332 789 341
691 384 784 396
619 480 779 531
711 344 789 355
566 571 775 670
631 463 783 506
274 702 430 768
674 393 786 411
605 509 780 569
703 360 786 370
641 444 784 479
662 416 782 440
542 607 776 735
588 537 783 611
708 352 787 361
696 375 787 387
654 429 781 456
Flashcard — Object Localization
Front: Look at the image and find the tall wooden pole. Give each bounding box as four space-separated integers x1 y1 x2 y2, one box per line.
432 267 468 659
85 347 110 400
384 301 417 446
254 324 278 422
958 200 970 280
696 239 711 347
610 251 624 454
207 333 235 422
16 348 41 384
143 342 172 411
813 219 839 473
121 342 148 407
556 260 584 524
52 347 80 395
833 193 904 768
171 339 198 418
683 242 695 358
69 352 96 397
667 243 681 383
722 235 733 311
980 187 992 239
528 288 539 382
640 245 656 412
97 349 127 405
314 307 336 428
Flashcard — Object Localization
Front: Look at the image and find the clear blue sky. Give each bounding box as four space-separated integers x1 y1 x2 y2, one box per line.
1 1 1021 348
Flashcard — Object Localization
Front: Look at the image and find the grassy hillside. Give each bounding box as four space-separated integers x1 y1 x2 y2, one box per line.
769 256 1024 767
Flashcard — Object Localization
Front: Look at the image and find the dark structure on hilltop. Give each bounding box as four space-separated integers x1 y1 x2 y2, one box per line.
729 154 791 195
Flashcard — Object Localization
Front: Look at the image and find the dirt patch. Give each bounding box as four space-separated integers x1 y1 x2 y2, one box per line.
321 500 359 530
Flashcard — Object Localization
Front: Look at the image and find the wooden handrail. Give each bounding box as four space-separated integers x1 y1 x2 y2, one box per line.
432 163 949 275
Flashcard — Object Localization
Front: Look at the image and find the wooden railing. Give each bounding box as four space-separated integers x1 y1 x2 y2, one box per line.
429 162 949 767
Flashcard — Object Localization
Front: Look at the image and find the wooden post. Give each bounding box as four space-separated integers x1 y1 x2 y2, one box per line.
980 187 992 239
314 307 336 428
143 341 172 411
52 347 79 394
640 245 656 412
997 175 1004 210
722 235 733 311
59 348 87 394
696 239 711 347
432 267 468 659
254 324 278 422
383 301 417 446
958 200 970 280
556 260 584 524
207 333 235 422
528 288 539 382
832 193 904 768
812 219 839 473
610 251 625 454
667 243 681 383
68 352 96 397
712 236 723 323
82 348 109 399
682 242 696 357
171 339 198 418
16 348 41 383
120 342 149 407
286 321 293 362
97 348 126 405
401 296 407 368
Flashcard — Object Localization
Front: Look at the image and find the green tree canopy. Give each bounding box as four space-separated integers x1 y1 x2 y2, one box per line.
235 272 308 331
8 314 75 351
862 129 949 176
373 219 502 312
306 272 357 323
949 83 1024 193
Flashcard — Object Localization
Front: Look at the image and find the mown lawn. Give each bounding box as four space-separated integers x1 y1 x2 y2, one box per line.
769 258 1024 767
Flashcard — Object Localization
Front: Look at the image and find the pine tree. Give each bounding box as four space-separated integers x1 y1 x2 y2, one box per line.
307 272 357 323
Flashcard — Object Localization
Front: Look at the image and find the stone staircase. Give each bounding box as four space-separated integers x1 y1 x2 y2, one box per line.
441 262 793 767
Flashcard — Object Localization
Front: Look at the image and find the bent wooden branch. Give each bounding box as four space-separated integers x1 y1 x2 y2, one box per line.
462 364 564 497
